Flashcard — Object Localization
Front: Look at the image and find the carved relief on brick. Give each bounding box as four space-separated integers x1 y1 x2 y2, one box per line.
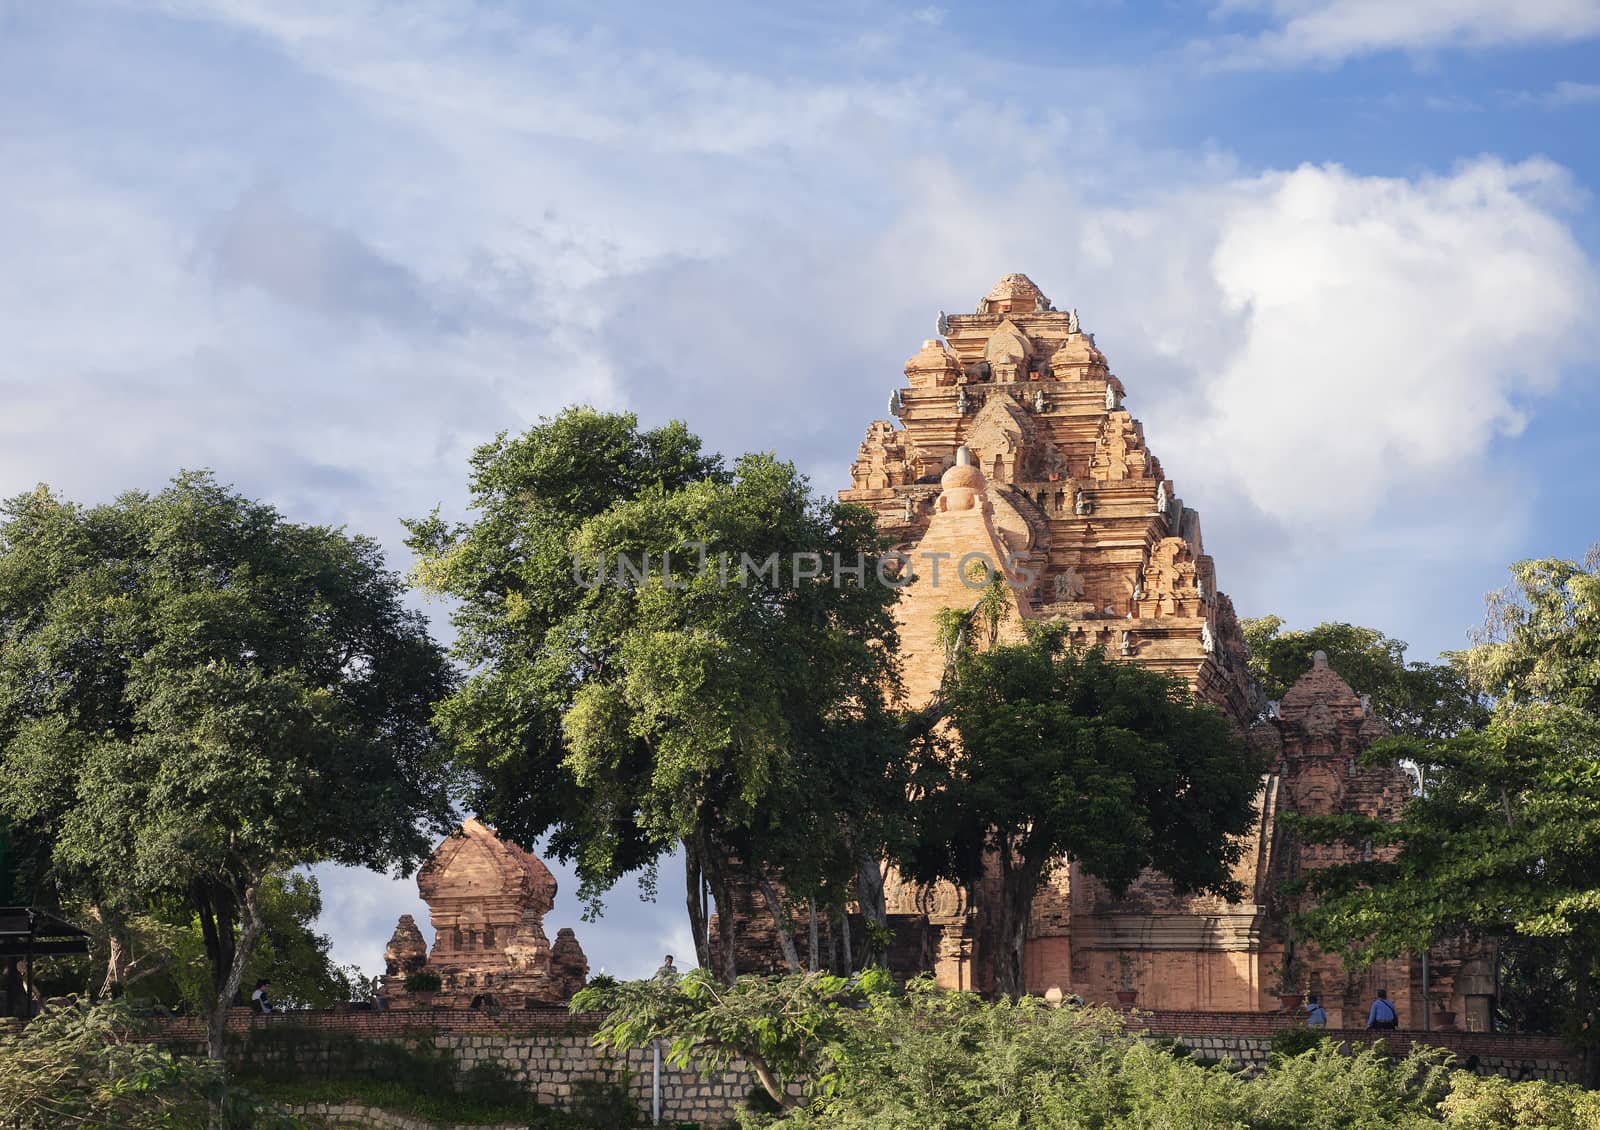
1136 536 1201 617
904 338 963 388
1089 410 1160 482
984 319 1032 382
849 420 916 490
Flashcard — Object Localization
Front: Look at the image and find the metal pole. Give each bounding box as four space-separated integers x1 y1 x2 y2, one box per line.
24 910 34 1021
1421 951 1430 1033
652 1038 661 1125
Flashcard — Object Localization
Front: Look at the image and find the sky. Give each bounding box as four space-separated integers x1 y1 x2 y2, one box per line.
3 0 1599 982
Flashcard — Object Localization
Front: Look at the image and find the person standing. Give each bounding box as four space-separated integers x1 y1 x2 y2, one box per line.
654 955 679 981
1304 993 1327 1027
1365 988 1398 1030
250 978 274 1015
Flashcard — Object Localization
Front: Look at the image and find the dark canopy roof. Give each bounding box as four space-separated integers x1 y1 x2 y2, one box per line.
0 907 91 957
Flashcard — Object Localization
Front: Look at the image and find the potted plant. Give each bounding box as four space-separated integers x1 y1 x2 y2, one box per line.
1271 949 1306 1011
1114 954 1138 1006
404 970 442 1007
1428 992 1457 1030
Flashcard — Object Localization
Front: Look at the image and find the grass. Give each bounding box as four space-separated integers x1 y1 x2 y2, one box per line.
243 1075 583 1127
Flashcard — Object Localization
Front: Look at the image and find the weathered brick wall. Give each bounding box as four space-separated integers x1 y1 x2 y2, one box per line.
1139 1009 1582 1084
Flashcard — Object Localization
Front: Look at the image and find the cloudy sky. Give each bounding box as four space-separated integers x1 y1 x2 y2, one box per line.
4 0 1599 981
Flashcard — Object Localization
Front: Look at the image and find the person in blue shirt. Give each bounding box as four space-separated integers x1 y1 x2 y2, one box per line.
1304 993 1327 1027
1365 988 1398 1030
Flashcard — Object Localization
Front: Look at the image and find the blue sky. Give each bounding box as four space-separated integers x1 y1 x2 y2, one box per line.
3 0 1598 981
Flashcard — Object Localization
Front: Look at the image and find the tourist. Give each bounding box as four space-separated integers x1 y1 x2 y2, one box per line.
1304 993 1327 1027
250 978 274 1015
1365 988 1398 1030
654 954 679 981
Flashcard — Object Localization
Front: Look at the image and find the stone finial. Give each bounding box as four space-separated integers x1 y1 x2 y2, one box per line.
979 273 1050 314
383 914 429 977
550 928 589 997
938 448 987 513
503 908 552 974
1313 650 1329 669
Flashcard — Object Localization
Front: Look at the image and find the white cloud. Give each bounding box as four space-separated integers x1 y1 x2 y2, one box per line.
1170 159 1595 527
1202 0 1600 67
1511 79 1600 108
7 0 1599 979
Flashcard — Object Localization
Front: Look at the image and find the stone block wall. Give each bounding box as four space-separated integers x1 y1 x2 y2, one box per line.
153 1009 758 1127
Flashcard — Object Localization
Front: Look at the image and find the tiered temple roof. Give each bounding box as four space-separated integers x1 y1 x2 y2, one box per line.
843 273 1255 722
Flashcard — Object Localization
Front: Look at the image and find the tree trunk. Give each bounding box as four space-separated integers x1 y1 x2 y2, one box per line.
753 874 802 974
1576 937 1599 1089
87 902 129 1000
839 907 853 973
683 837 712 974
696 833 740 984
192 878 238 995
205 877 265 1063
991 846 1045 1001
807 898 819 973
855 853 888 969
743 1048 800 1112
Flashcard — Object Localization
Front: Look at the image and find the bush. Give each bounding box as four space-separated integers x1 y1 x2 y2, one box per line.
0 998 296 1129
1439 1073 1600 1129
1244 1041 1454 1130
1268 1026 1327 1060
567 1077 642 1128
403 971 442 993
582 973 1600 1130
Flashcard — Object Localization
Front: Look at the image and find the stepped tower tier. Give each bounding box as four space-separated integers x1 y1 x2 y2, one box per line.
843 273 1255 721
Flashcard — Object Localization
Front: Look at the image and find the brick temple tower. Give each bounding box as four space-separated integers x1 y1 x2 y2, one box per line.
844 273 1258 720
831 273 1474 1016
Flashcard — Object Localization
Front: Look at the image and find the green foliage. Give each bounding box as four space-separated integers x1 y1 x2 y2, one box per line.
574 967 896 1110
1268 1025 1326 1060
249 1075 593 1127
0 998 295 1128
1241 1041 1454 1130
404 970 443 992
0 473 455 1051
409 407 905 973
909 624 1264 998
1241 616 1487 738
1290 551 1600 1086
579 976 1600 1129
1438 1073 1600 1129
567 1077 644 1128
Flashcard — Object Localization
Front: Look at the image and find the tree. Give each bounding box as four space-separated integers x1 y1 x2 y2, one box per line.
0 474 454 1060
409 408 903 981
1242 617 1487 739
907 624 1265 1000
1292 550 1600 1086
573 968 894 1112
0 998 295 1129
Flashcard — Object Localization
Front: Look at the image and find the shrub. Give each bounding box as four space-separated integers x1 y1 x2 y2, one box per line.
403 971 442 993
1439 1073 1600 1129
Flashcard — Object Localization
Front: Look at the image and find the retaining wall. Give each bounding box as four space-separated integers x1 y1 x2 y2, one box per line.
1142 1009 1582 1083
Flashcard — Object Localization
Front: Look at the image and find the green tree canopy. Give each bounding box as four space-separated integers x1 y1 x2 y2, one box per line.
1291 551 1600 1086
906 624 1264 1000
1242 616 1487 739
408 408 904 980
0 473 454 1058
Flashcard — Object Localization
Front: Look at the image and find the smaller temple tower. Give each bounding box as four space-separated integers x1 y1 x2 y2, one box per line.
379 818 588 1008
